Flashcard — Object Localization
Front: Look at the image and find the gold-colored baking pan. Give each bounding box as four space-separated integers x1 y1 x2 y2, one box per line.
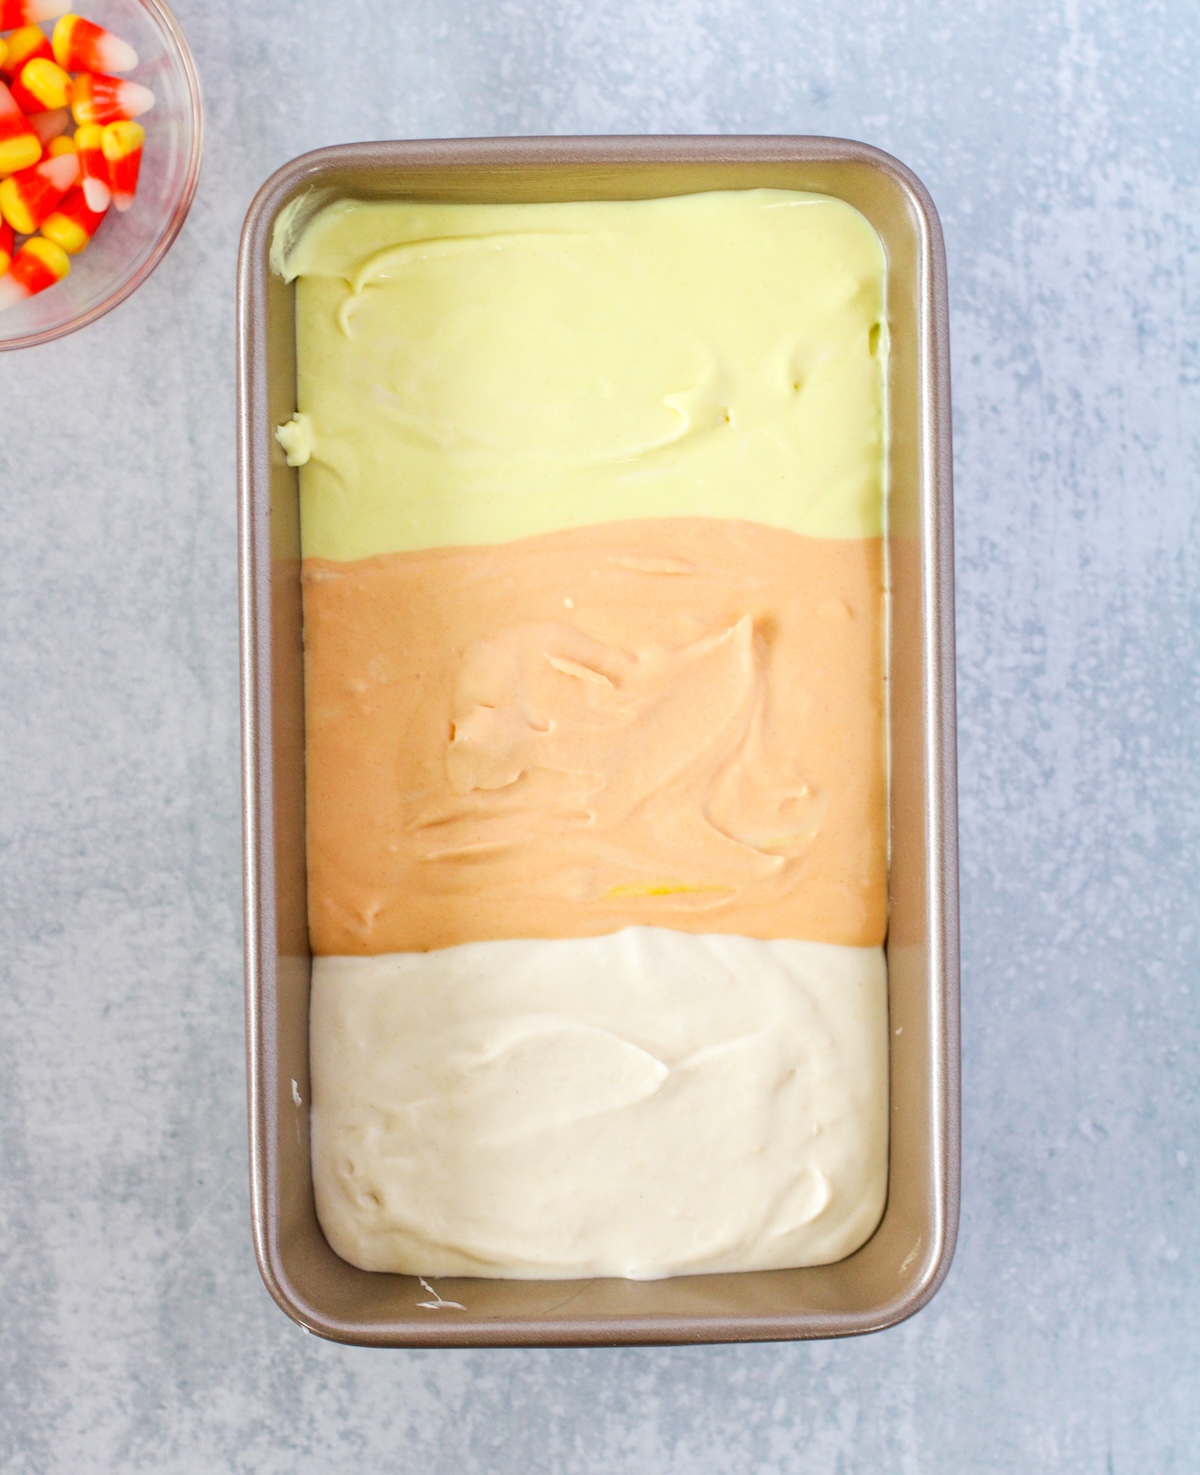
237 135 959 1347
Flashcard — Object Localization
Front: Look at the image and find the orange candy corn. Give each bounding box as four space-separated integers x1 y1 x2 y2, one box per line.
0 0 67 25
0 25 54 78
0 219 12 275
71 71 154 126
101 118 142 211
0 149 78 233
73 120 108 209
41 182 105 252
0 79 42 177
0 235 70 314
28 105 70 145
0 41 7 76
53 14 138 74
18 56 73 111
46 132 75 157
8 71 41 113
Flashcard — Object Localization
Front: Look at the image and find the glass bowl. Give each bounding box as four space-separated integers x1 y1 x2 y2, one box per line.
0 0 202 350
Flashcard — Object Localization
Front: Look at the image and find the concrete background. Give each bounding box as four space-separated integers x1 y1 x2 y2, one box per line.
2 0 1198 1469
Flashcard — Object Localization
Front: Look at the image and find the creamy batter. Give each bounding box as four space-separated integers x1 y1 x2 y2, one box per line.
303 516 886 954
280 188 891 1281
277 189 886 558
311 931 888 1279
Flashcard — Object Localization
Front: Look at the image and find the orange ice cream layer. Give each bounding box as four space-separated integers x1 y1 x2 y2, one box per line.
302 517 886 955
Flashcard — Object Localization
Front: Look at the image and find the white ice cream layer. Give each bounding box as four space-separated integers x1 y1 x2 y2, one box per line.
310 928 888 1280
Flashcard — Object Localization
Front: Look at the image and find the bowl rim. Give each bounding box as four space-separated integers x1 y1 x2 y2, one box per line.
0 0 204 352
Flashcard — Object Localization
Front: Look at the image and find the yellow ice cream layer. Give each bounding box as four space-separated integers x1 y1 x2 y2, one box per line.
279 189 887 560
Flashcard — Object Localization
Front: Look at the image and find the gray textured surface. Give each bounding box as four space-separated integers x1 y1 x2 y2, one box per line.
2 0 1198 1469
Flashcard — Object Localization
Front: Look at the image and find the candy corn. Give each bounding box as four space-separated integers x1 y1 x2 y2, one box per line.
0 6 157 314
53 14 138 75
0 0 67 24
0 149 78 233
0 79 42 177
0 25 53 80
27 105 70 145
101 117 141 211
19 57 73 111
40 182 104 252
73 119 107 209
7 71 40 113
71 71 153 126
0 235 70 314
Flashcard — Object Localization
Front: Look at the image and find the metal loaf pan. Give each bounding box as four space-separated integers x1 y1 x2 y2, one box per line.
237 136 959 1347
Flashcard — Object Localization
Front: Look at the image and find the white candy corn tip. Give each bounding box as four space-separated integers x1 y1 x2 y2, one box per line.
0 272 30 314
121 81 155 119
97 34 140 73
81 175 111 212
42 149 79 190
29 0 69 20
